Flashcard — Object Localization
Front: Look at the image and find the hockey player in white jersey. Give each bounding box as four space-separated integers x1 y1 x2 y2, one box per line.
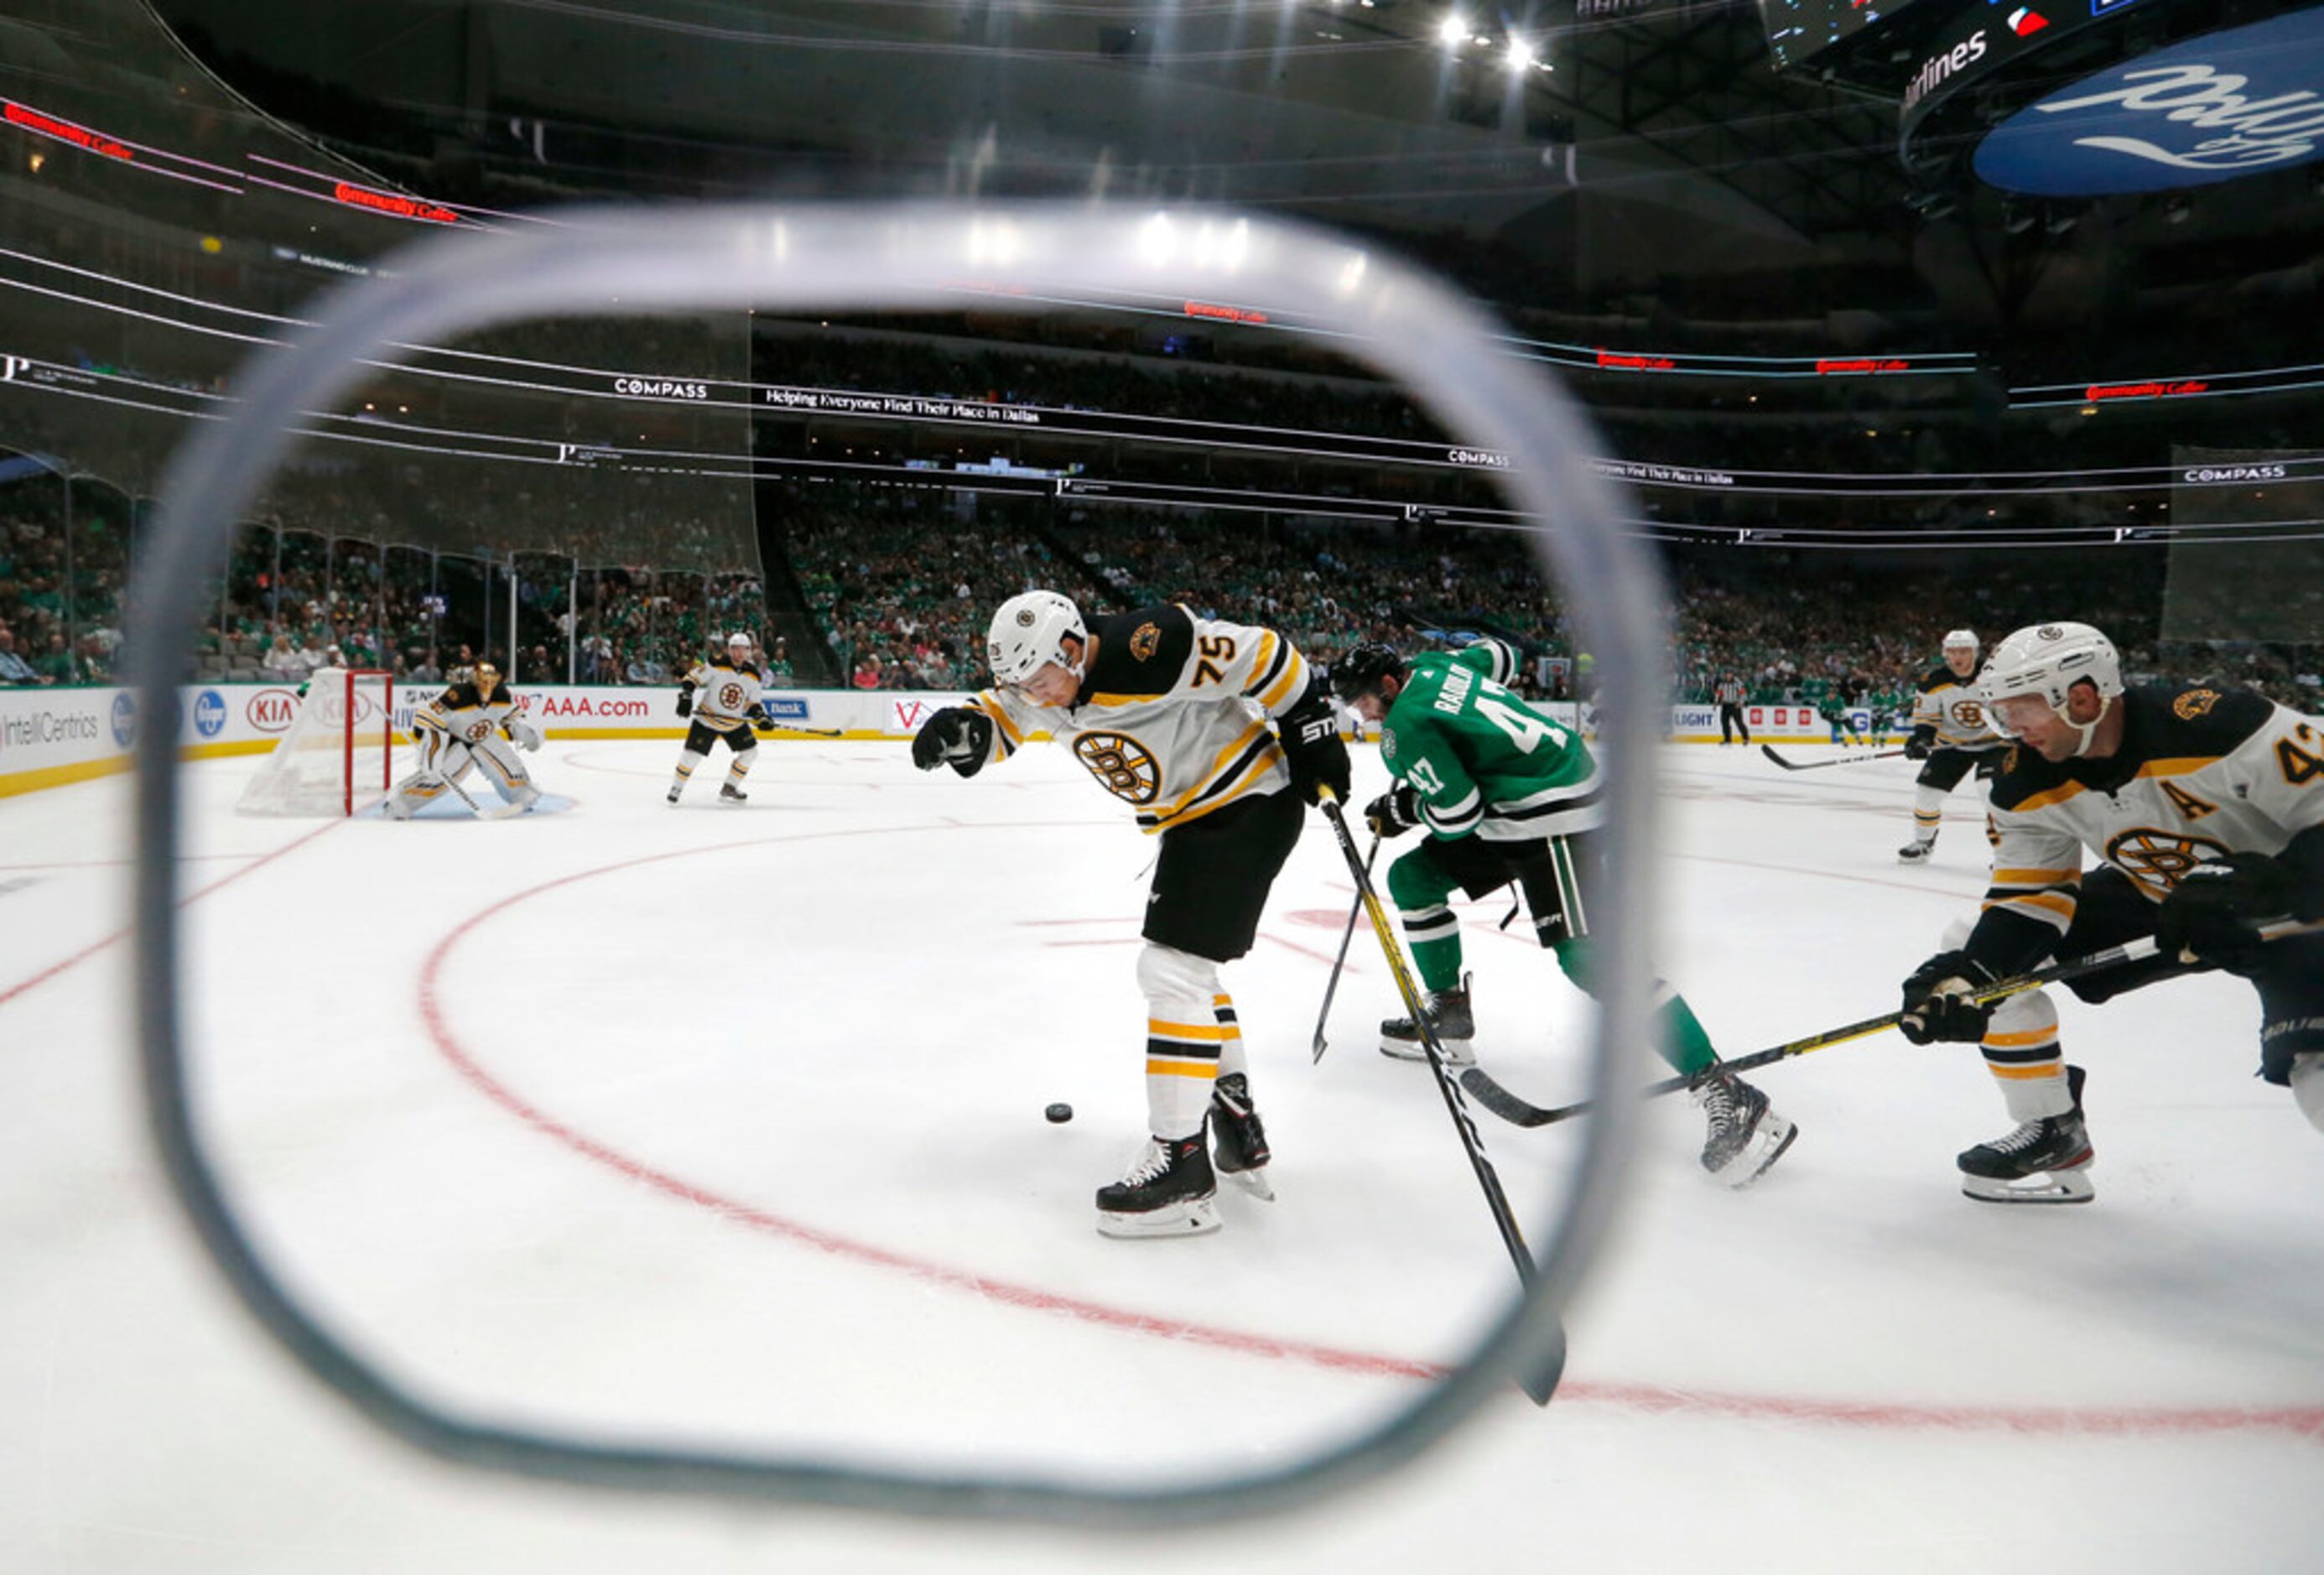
668 633 777 804
911 590 1349 1238
1897 621 2324 1202
385 662 543 819
1898 629 2009 863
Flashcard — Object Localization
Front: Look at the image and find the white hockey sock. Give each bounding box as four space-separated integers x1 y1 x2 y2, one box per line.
727 745 756 784
672 748 706 788
1136 943 1223 1140
2291 1053 2324 1134
1911 785 1946 844
1983 990 2072 1122
1213 992 1246 1082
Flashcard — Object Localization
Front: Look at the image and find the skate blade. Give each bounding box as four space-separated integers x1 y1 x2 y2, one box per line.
1220 1167 1276 1203
1095 1196 1221 1238
1378 1037 1475 1068
1962 1168 2094 1204
1717 1112 1799 1190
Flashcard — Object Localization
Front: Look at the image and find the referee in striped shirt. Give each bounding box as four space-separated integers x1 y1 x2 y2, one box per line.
1715 673 1749 745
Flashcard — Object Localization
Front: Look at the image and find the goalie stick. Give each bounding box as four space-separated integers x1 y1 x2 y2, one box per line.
441 774 529 822
1317 791 1567 1406
1759 744 1906 772
1460 918 2324 1129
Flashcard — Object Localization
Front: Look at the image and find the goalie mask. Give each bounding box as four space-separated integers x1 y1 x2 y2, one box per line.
986 590 1087 689
1979 621 2123 755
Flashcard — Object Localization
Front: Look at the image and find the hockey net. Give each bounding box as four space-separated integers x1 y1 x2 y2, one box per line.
236 668 397 817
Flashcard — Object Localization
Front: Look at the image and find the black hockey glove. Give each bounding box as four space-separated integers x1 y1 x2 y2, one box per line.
751 708 778 734
1366 782 1420 839
2155 852 2293 975
1904 725 1936 762
1898 949 1999 1044
674 688 693 718
910 706 993 775
1278 685 1351 807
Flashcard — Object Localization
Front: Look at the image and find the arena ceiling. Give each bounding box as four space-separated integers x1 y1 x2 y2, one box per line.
115 0 2324 343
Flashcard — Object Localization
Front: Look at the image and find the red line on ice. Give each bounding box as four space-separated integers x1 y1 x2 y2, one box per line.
415 829 2324 1440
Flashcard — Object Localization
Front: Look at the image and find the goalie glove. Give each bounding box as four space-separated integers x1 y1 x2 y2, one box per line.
1276 682 1351 807
910 706 993 776
1365 782 1419 839
2155 851 2293 975
506 715 543 752
1904 725 1936 762
1898 949 1999 1044
674 686 693 718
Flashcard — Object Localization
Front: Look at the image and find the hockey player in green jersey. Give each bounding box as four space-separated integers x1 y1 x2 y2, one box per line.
1333 639 1797 1187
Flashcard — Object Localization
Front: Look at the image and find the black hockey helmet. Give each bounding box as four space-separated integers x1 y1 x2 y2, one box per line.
1330 642 1406 703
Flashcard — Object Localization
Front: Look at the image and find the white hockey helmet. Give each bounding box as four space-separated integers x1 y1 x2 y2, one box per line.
1978 621 2123 746
986 590 1087 687
1942 629 1978 652
727 631 755 652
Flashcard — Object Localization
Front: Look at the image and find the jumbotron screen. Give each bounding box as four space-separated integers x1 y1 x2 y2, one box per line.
1760 0 1924 71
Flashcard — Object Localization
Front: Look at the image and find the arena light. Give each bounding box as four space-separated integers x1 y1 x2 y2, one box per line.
1438 13 1468 47
1506 38 1536 72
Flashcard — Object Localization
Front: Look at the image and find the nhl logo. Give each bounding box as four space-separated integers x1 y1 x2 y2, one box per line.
1016 609 1036 627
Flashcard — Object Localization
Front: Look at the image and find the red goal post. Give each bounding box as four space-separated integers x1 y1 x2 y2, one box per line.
234 668 397 817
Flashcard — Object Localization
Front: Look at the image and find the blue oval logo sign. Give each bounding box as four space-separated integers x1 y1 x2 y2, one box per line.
1975 9 2324 195
110 691 138 747
194 689 228 738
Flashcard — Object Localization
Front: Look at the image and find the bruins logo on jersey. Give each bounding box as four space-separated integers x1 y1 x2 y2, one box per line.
2107 828 2233 893
1130 621 1161 662
1074 731 1161 804
719 681 746 710
2173 689 2221 720
1947 697 1986 729
465 720 492 742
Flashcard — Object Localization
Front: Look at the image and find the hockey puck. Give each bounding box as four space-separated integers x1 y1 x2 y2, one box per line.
1044 1102 1074 1124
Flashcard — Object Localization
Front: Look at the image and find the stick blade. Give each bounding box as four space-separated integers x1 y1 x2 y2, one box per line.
1459 1067 1565 1128
1516 1318 1568 1406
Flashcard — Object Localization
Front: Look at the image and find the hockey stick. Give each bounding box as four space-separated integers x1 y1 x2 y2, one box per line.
1310 829 1380 1063
756 724 844 739
1759 744 1907 772
1460 917 2324 1129
441 773 528 822
1317 791 1566 1406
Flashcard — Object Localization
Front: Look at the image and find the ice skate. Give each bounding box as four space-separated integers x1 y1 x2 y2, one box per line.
1958 1064 2094 1204
1897 836 1935 864
1380 980 1475 1066
1208 1073 1274 1202
719 782 748 803
1696 1071 1796 1188
1095 1132 1219 1238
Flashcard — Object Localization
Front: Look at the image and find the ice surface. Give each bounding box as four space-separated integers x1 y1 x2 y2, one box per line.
3 739 2318 1573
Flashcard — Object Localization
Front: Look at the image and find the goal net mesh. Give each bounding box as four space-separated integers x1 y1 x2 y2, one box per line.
236 669 396 817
